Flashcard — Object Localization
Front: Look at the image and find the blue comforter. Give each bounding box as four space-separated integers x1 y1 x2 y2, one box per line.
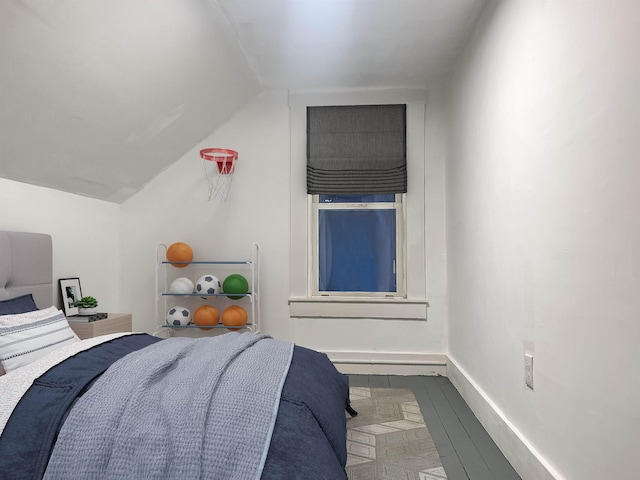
0 333 350 480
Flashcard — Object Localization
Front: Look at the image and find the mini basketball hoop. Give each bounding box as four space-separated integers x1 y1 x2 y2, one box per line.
199 148 238 202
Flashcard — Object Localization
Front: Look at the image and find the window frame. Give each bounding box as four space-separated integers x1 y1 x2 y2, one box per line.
309 194 406 298
288 89 428 320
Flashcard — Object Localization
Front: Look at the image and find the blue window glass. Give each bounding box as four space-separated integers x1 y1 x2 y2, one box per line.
319 194 395 203
318 209 396 292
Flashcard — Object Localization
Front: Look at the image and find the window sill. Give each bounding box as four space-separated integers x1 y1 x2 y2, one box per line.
288 297 429 320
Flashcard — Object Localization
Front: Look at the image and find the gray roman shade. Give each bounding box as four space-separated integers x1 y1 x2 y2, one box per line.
307 104 407 194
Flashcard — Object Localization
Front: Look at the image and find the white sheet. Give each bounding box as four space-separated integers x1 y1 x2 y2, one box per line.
0 332 137 435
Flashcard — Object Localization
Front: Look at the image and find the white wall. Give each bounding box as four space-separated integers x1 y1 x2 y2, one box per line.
120 87 450 361
447 1 640 479
0 178 121 310
424 81 450 356
120 91 291 337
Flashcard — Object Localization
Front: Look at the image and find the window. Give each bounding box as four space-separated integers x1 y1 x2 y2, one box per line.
288 90 428 320
311 194 405 297
306 104 407 298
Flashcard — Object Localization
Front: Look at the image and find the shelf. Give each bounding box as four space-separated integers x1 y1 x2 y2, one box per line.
160 323 254 329
155 243 260 336
160 293 253 297
159 260 253 265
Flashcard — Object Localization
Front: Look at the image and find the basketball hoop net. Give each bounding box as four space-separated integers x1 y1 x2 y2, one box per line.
199 148 238 202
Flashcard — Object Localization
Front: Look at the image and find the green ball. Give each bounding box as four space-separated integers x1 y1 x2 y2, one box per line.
223 274 249 300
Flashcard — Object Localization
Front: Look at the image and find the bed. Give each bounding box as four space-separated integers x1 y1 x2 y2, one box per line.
0 231 352 480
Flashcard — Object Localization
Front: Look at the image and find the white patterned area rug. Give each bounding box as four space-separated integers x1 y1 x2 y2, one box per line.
346 387 447 480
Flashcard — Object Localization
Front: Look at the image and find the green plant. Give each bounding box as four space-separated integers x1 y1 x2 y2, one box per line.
75 296 98 308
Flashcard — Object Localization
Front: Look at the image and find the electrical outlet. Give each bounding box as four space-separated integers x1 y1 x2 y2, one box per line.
524 353 534 390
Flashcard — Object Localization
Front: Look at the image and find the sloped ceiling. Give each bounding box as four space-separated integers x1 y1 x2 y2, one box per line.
0 0 485 203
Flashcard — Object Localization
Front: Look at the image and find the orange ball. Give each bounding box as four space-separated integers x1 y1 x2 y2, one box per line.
221 305 248 331
166 242 193 268
193 304 219 330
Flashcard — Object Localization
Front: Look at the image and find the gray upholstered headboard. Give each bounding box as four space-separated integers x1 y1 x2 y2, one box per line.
0 231 53 309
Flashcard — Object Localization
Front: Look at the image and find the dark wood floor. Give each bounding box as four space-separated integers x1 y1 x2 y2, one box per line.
347 375 521 480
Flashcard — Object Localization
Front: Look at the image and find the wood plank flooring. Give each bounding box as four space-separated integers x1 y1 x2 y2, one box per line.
348 375 521 480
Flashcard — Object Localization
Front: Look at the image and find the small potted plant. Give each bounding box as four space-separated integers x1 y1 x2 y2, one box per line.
76 296 98 315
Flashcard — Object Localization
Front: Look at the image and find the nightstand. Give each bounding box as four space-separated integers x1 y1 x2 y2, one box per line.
69 313 132 340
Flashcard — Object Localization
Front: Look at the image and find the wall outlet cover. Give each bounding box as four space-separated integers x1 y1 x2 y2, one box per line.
524 353 534 390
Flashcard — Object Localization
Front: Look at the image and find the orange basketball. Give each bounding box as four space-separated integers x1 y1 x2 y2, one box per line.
193 304 219 330
221 305 248 331
166 242 193 268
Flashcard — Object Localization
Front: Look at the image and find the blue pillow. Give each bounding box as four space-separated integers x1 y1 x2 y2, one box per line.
0 294 39 315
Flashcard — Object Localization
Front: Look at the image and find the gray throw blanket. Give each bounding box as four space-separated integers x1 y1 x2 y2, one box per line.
44 333 294 480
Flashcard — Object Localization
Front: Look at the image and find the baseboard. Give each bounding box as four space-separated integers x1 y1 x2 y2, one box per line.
323 351 447 375
446 356 564 480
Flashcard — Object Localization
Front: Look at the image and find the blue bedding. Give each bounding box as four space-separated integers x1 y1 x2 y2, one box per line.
0 334 350 480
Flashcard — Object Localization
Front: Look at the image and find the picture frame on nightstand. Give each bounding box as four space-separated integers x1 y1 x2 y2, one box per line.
59 277 82 317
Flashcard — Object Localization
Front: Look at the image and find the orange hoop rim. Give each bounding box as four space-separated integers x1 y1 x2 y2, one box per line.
200 148 238 162
200 148 238 175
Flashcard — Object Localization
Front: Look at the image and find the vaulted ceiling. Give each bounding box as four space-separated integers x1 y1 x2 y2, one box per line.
0 0 486 203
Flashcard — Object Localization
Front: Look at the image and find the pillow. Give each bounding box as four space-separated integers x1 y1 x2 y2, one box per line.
0 294 38 315
0 306 59 326
0 309 79 374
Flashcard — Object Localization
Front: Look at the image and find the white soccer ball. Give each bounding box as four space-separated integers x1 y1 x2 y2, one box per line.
169 277 194 295
166 306 191 326
195 274 221 296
